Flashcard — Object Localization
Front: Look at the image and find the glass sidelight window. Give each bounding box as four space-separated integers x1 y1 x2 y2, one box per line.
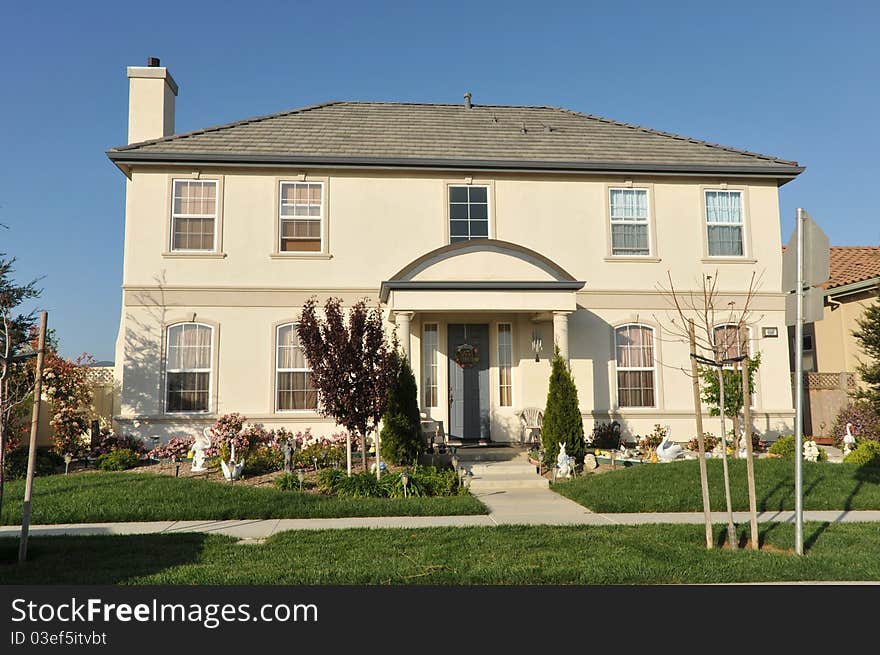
498 323 513 406
422 323 439 407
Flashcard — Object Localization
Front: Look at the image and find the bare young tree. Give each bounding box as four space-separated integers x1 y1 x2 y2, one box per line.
656 269 763 550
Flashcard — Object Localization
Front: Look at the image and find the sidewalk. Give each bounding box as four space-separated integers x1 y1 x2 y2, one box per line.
3 485 880 539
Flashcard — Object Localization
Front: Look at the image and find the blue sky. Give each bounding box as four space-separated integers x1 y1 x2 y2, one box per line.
1 1 877 360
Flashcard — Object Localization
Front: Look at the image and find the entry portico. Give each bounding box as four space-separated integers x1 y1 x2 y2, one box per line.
381 240 584 442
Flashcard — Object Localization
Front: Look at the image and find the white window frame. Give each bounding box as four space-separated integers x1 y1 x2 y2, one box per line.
713 323 756 408
614 323 656 409
422 323 439 409
275 322 317 413
448 184 492 243
278 181 325 254
705 189 745 257
164 322 213 414
497 322 513 407
170 179 218 252
609 187 651 256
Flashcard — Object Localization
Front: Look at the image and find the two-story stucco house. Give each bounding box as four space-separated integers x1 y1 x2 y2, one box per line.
107 59 804 445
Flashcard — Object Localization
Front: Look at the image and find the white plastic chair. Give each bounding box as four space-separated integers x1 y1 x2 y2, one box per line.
518 407 543 445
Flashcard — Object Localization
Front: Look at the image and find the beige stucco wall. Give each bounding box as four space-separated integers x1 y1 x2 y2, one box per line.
114 166 794 442
813 290 876 373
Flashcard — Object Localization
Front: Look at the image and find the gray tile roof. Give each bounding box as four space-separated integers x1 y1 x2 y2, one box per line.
107 101 803 176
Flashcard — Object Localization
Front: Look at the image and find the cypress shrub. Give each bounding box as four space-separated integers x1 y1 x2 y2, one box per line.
379 354 422 465
541 345 585 466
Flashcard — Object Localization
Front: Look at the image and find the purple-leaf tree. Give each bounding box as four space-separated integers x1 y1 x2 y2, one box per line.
297 297 398 474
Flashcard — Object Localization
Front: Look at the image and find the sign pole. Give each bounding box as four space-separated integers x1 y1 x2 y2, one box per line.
794 209 805 556
19 310 47 562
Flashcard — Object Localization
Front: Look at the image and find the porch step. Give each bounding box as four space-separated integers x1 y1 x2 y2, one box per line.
461 449 548 491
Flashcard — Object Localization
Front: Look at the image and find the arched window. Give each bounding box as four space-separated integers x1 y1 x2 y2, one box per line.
276 323 317 411
165 323 213 413
615 324 656 408
713 324 749 364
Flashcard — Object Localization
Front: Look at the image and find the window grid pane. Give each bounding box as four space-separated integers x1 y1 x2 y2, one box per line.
165 323 212 413
276 323 317 411
279 182 322 253
615 325 655 407
706 190 744 256
498 324 512 407
422 324 438 408
171 180 217 251
449 185 489 243
610 189 649 255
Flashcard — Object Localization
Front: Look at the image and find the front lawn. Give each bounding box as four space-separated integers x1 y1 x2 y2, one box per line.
553 458 880 513
2 522 879 584
0 472 487 525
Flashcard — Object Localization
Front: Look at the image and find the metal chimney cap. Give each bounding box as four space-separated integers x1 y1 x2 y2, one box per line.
147 57 161 67
464 92 472 109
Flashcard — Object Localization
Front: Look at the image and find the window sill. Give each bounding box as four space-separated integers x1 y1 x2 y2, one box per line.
270 253 333 260
162 252 227 259
604 256 661 263
701 257 757 264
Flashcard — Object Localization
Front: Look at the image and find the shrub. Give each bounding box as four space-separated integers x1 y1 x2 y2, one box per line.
379 354 422 465
687 432 719 452
3 446 63 479
541 345 586 466
590 421 621 449
147 436 194 461
273 472 316 492
91 432 145 457
409 465 459 496
96 448 140 471
768 435 827 461
334 471 385 498
316 468 346 494
638 424 668 451
830 401 880 447
844 440 880 467
246 447 284 475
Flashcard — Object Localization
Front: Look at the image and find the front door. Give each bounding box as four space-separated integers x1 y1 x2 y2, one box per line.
447 324 490 441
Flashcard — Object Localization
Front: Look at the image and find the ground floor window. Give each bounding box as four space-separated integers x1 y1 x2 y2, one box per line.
615 323 655 407
276 323 317 411
165 322 213 413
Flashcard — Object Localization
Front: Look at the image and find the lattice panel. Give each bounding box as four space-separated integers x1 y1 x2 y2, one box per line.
86 366 116 385
800 372 857 390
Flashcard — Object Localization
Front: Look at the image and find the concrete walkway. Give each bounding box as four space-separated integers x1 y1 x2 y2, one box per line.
3 498 880 539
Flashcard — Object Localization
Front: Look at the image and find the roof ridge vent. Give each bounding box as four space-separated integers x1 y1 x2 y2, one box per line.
520 122 527 134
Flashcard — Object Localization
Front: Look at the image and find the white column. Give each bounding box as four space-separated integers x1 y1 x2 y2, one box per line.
553 311 571 361
395 312 414 360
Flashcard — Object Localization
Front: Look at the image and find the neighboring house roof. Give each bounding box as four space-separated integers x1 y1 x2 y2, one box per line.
107 101 803 178
826 246 880 291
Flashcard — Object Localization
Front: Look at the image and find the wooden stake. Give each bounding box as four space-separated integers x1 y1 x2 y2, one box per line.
689 320 714 549
19 311 47 562
742 357 759 550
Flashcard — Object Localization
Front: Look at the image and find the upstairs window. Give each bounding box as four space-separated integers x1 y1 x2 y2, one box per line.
705 190 744 256
165 323 213 413
615 324 656 408
171 180 217 251
279 182 323 252
449 185 489 243
609 188 650 255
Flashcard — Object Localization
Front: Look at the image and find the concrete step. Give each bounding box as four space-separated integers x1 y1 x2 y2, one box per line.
469 477 550 490
465 461 534 474
468 470 543 481
456 448 528 462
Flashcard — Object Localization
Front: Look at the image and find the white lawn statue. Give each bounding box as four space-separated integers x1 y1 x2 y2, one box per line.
843 422 856 457
556 443 572 479
191 428 211 472
220 436 245 481
656 425 684 462
803 439 820 463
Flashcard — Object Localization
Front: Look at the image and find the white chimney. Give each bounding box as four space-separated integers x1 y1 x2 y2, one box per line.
126 57 178 144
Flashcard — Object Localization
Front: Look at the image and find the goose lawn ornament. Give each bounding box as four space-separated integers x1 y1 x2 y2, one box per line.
221 438 245 481
843 422 856 456
191 428 211 472
656 425 684 462
556 443 572 479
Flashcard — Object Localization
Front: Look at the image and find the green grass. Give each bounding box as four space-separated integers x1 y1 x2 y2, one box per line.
0 472 486 524
2 522 879 584
553 459 880 513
